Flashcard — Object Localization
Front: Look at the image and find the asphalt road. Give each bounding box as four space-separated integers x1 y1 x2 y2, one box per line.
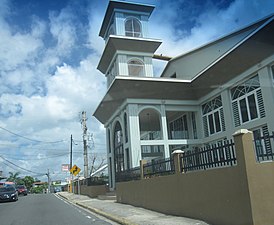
0 193 115 225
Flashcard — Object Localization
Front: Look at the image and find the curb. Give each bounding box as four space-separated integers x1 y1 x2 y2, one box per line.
57 193 137 225
76 202 137 225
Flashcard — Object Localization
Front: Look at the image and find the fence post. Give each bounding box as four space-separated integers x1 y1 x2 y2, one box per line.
233 128 274 224
172 150 184 174
233 129 254 166
140 160 147 179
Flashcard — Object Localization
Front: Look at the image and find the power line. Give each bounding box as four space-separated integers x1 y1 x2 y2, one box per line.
0 153 68 161
0 126 65 144
0 156 45 175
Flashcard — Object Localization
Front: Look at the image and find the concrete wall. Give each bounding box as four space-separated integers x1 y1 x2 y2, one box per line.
116 131 274 225
242 132 274 225
80 185 107 198
117 168 252 225
72 183 107 198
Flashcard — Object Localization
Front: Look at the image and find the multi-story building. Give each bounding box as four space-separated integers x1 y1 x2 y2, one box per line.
94 0 274 189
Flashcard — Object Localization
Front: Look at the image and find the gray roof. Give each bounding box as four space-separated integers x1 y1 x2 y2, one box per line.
94 14 274 124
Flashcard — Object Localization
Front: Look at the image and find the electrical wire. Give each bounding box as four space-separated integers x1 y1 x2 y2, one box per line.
0 126 65 144
2 162 46 178
0 156 45 175
0 153 68 161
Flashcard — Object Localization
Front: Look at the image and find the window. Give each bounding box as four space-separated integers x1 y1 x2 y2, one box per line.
113 122 124 172
169 115 189 139
191 112 198 139
202 96 225 137
272 65 274 81
108 129 111 153
108 25 115 37
124 113 128 143
128 59 145 76
125 18 142 37
231 75 265 126
253 125 274 162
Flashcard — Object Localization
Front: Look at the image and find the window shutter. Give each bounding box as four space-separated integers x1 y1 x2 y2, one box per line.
256 89 265 118
203 116 209 137
232 101 240 127
220 108 226 131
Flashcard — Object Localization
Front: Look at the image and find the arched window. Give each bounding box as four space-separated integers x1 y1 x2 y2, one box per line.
124 113 128 143
125 18 141 37
113 122 124 172
128 59 145 76
139 108 162 140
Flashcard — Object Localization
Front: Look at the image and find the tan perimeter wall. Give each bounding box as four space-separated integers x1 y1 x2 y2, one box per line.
117 166 253 225
80 185 107 198
244 142 274 225
116 132 274 225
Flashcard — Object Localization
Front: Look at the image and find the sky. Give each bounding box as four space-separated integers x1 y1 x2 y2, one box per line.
0 0 273 182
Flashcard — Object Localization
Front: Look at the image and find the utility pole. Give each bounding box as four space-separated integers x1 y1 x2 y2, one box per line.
81 111 88 178
70 134 73 193
46 169 50 193
70 134 73 171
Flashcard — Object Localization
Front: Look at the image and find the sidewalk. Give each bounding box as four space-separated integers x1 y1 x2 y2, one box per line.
57 192 209 225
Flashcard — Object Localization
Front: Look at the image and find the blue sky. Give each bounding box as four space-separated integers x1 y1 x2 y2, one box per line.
0 0 273 181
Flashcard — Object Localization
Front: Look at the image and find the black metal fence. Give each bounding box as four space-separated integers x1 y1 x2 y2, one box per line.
143 158 175 178
181 140 236 173
253 132 274 162
116 166 141 183
85 177 108 186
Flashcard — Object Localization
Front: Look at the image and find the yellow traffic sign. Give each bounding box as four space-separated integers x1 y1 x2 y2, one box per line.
70 165 81 176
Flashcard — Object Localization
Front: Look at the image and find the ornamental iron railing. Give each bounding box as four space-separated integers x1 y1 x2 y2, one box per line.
143 158 175 178
116 166 141 183
181 140 236 173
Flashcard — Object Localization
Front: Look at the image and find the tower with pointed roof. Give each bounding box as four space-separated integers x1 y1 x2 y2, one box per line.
97 0 161 87
96 0 163 189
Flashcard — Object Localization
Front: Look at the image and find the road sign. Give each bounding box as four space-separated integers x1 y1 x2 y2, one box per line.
70 165 81 176
61 164 69 172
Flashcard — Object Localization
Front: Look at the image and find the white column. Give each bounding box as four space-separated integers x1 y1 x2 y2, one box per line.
160 103 170 158
117 54 128 76
144 56 153 77
107 124 116 190
140 15 149 38
128 104 142 167
258 67 274 132
221 90 234 134
115 12 125 36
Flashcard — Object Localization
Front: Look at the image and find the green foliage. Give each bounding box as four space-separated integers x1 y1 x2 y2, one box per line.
7 172 21 184
22 176 35 190
7 173 37 190
30 183 47 194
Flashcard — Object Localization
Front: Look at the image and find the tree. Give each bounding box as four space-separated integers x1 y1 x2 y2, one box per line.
6 172 22 184
89 153 106 176
22 176 35 190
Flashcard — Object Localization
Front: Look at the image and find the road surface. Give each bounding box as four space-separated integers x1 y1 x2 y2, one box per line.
0 193 116 225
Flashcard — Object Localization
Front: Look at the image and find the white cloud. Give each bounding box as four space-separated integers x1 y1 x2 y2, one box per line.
0 29 43 71
1 0 273 181
49 8 77 56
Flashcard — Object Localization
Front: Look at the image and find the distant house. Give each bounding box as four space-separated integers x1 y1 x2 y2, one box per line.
32 182 47 188
93 0 274 189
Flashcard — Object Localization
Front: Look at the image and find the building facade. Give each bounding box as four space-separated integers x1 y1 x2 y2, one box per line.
94 0 274 189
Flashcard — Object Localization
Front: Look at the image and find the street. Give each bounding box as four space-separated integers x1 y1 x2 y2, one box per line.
0 193 116 225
